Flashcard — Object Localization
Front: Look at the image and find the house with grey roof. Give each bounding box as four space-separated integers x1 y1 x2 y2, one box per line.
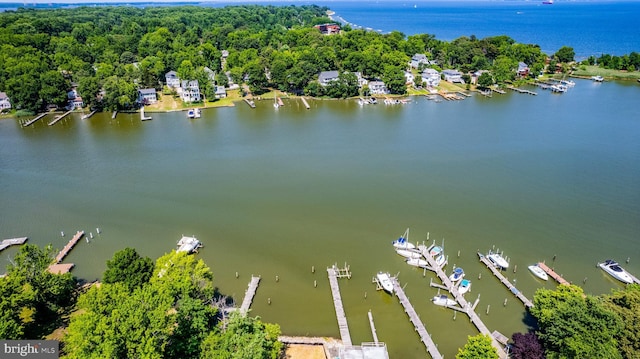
215 86 227 99
181 80 201 102
165 71 181 89
442 69 464 83
0 92 12 110
318 71 340 86
138 88 158 104
421 68 441 87
410 54 431 69
368 81 389 95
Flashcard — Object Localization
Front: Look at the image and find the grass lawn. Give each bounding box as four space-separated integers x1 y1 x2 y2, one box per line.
145 89 242 112
570 65 640 81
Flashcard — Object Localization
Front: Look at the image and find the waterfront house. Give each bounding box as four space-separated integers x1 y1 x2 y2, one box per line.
410 54 430 69
404 71 415 85
138 88 158 104
314 23 341 35
70 97 84 109
354 72 368 88
517 62 530 77
165 71 181 89
368 81 389 95
181 80 201 102
0 92 11 110
204 67 216 85
421 68 441 87
318 71 340 86
443 69 464 83
215 86 227 99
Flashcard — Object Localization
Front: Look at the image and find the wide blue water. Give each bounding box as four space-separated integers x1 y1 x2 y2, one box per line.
323 0 640 59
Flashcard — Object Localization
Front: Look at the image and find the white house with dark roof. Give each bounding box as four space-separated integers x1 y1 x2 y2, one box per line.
165 71 181 89
0 92 12 110
318 71 340 86
138 88 157 104
410 54 430 69
215 86 227 99
442 69 464 83
404 71 415 85
181 80 201 102
368 81 388 95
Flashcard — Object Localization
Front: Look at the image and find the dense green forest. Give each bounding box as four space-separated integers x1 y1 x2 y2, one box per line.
2 5 638 115
1 243 639 358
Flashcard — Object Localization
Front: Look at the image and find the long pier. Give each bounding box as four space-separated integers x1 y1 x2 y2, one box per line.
0 237 28 252
55 230 84 263
327 264 352 346
506 86 537 95
300 97 310 109
420 246 507 358
243 98 256 108
478 253 534 308
390 276 443 359
81 110 97 120
239 276 261 315
48 110 73 126
536 262 570 285
22 113 47 127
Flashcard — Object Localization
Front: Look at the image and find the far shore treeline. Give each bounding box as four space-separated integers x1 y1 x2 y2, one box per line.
0 5 638 116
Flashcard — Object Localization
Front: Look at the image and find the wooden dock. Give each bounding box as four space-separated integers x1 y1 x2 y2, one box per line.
301 97 310 109
0 237 28 252
55 230 84 263
140 107 152 121
47 263 75 274
327 264 352 346
240 276 261 315
48 110 73 126
491 87 506 94
478 253 534 308
81 110 97 120
536 262 570 285
243 98 256 108
22 113 47 127
506 86 537 95
367 310 379 343
390 276 443 359
112 111 117 119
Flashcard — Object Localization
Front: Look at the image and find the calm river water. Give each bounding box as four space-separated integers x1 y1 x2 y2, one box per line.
1 80 639 357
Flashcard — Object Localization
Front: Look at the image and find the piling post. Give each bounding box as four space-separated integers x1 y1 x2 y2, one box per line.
314 280 317 288
276 275 279 282
312 265 315 273
513 264 517 273
486 305 490 315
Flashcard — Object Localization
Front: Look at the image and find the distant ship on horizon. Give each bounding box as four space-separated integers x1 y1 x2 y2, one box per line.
542 0 554 4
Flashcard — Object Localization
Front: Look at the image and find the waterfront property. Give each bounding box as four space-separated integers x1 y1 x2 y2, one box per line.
138 88 158 104
0 91 11 111
181 80 201 102
165 71 181 89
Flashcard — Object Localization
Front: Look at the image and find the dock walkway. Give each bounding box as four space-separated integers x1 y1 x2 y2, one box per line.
506 86 537 96
48 110 73 126
390 276 443 359
243 98 256 108
55 230 84 263
300 97 310 109
0 237 28 252
327 265 352 346
22 113 47 127
420 247 507 358
239 276 261 315
81 110 97 120
478 253 534 308
537 262 570 285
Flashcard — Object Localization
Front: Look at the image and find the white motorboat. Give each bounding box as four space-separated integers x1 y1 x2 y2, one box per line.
177 235 202 253
432 294 456 307
449 267 465 283
194 108 201 118
406 257 429 268
392 228 415 250
187 109 195 118
376 272 394 294
427 245 443 258
528 264 549 281
591 75 604 82
396 248 423 259
487 252 509 269
598 260 634 284
458 279 471 295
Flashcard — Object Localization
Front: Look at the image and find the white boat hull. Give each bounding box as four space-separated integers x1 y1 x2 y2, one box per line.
376 272 394 293
458 279 471 295
488 253 509 269
432 294 456 307
528 265 549 281
396 249 423 259
599 261 633 284
406 258 428 268
449 268 464 283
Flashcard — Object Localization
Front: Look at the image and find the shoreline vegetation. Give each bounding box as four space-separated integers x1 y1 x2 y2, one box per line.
0 5 638 119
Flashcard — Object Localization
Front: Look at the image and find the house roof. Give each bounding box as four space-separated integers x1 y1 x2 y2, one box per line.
442 69 462 75
166 71 178 79
422 68 440 75
369 80 385 87
181 80 199 87
215 86 226 94
0 92 9 100
412 54 428 61
318 71 340 82
138 88 156 95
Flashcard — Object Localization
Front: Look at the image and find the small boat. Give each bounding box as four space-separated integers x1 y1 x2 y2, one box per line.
376 272 394 294
591 75 604 82
392 228 415 250
406 257 429 268
427 245 443 258
458 279 471 294
177 235 202 253
396 248 423 259
487 252 509 269
432 294 456 307
193 108 201 118
449 267 465 283
434 253 446 267
598 260 634 284
369 97 377 104
186 109 195 118
542 0 553 4
528 264 549 281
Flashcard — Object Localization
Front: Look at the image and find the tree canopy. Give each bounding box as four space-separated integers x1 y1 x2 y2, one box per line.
456 334 499 359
